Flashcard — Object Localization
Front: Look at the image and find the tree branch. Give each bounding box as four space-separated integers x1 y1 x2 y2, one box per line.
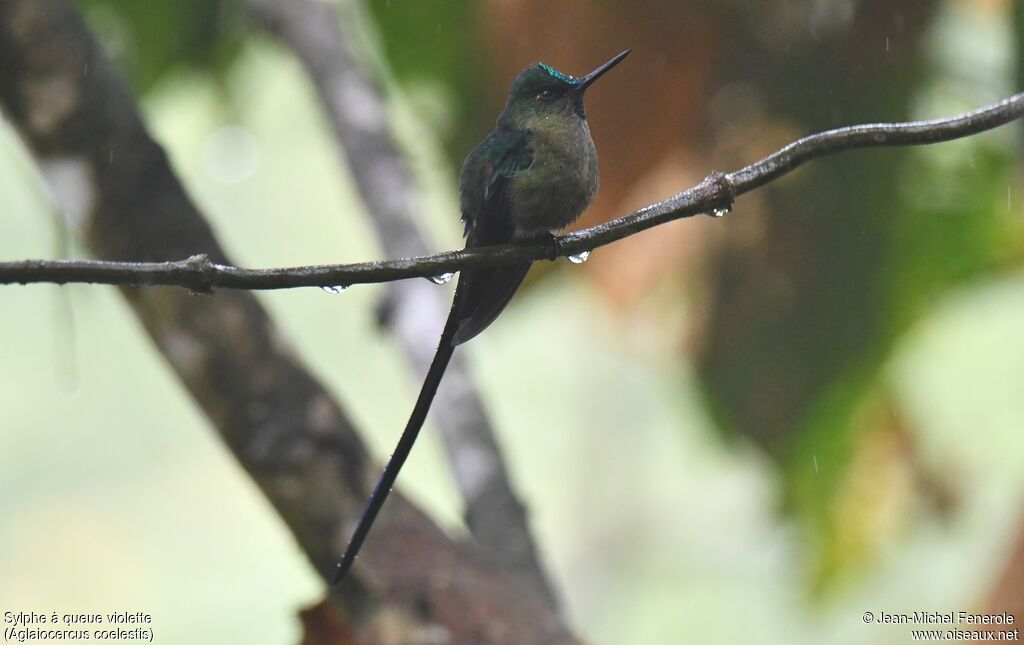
3 91 1022 290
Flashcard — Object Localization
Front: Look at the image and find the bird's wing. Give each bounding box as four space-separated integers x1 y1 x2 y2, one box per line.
451 131 535 345
460 129 533 236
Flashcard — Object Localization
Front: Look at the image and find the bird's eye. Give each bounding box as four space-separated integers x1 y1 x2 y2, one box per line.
537 89 555 100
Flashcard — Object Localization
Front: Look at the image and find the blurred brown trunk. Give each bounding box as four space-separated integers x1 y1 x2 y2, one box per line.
981 513 1024 640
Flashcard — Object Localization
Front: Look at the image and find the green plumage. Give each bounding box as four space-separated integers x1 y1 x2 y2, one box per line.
453 50 629 343
539 62 581 85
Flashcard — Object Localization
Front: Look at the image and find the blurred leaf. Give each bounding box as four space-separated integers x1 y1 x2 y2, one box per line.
690 0 1024 589
77 0 248 92
363 0 484 157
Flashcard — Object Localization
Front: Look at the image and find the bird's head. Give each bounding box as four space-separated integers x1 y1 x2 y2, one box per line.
498 49 630 127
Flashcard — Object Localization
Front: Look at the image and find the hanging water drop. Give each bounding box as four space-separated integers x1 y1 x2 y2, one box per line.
321 285 349 294
567 250 591 264
428 272 454 285
712 207 730 218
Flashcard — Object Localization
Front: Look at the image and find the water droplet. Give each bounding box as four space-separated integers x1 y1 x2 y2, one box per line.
712 207 730 218
428 272 454 285
567 250 591 264
812 454 819 475
321 285 349 294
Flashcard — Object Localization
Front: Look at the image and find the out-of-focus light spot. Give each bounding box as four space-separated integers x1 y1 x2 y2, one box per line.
200 125 261 185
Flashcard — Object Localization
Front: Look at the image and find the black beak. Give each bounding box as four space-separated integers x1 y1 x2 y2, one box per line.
576 49 631 93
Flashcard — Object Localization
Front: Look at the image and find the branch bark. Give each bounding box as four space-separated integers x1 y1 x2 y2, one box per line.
3 91 1023 290
246 0 558 604
0 1 578 642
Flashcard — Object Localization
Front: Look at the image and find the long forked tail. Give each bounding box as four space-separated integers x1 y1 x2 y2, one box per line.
331 316 458 584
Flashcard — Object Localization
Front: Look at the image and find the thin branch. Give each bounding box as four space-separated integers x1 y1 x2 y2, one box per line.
2 91 1022 290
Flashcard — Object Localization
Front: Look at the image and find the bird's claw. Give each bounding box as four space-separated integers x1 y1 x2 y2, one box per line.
542 232 563 261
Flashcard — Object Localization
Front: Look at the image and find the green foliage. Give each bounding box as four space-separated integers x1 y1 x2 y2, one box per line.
890 143 1022 326
363 0 486 157
785 133 1022 589
76 0 248 92
696 0 1024 589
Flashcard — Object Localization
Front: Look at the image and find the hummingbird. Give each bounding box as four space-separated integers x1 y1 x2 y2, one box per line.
332 49 630 584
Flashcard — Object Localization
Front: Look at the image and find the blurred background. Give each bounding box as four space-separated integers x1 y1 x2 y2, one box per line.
1 0 1023 643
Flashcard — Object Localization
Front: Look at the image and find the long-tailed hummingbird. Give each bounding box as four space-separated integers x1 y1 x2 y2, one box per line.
332 49 630 584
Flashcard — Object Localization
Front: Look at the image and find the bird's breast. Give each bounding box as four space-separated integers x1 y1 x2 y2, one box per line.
510 119 599 236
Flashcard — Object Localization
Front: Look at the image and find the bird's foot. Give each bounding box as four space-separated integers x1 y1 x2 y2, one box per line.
541 232 563 261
